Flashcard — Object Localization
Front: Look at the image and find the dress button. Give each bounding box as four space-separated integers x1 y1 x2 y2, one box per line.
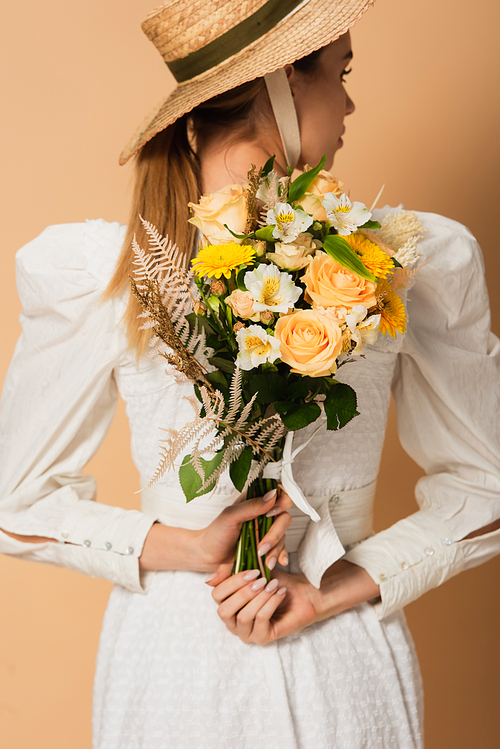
442 538 453 546
125 546 134 555
425 547 435 556
329 494 340 507
83 539 91 547
400 561 410 570
379 573 387 582
105 542 112 550
61 531 69 539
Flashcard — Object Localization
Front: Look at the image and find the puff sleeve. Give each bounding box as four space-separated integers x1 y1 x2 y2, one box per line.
344 212 500 618
0 220 157 592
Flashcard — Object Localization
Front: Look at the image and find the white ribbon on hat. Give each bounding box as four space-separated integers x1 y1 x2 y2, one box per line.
264 68 302 170
262 422 326 522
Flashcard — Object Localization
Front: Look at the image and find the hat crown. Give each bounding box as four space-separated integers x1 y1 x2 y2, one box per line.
142 0 268 63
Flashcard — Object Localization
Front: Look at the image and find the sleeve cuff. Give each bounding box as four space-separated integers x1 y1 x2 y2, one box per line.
55 498 158 593
343 509 467 619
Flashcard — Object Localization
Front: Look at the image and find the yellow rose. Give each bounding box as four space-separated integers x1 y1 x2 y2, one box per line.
188 184 248 245
299 167 343 222
303 253 377 310
225 289 257 320
275 309 343 377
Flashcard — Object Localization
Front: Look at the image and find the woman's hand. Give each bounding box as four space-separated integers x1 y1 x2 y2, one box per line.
139 488 292 574
199 488 292 581
208 559 380 644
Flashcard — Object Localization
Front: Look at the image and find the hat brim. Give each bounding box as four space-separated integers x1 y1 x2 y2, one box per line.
119 0 374 165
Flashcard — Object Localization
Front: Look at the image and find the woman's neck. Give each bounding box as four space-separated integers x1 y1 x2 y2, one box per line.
198 132 287 193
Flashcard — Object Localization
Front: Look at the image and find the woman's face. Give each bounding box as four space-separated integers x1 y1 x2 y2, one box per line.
288 33 355 170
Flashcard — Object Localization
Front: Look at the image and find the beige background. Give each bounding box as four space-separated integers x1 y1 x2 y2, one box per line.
1 0 499 746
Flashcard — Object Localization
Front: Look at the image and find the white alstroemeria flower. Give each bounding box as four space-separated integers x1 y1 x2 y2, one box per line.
244 263 302 313
236 324 281 370
345 304 368 333
266 202 313 243
322 192 371 236
351 314 381 353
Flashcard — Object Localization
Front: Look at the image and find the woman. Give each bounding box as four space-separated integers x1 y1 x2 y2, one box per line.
1 1 499 747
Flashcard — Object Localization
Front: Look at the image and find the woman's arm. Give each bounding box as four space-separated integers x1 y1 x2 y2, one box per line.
1 488 292 575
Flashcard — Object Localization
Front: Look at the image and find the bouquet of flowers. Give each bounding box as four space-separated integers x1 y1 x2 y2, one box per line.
130 157 423 580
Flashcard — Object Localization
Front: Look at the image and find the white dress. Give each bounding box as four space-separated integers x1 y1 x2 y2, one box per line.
1 211 500 749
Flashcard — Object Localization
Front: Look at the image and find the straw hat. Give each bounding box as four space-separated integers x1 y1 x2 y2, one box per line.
120 0 375 165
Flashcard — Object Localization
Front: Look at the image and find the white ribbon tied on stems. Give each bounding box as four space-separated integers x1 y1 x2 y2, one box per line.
262 423 326 522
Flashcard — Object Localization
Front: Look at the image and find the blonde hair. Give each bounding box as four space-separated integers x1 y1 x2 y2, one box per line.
103 79 266 354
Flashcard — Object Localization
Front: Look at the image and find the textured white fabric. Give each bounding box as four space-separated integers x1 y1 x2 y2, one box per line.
1 211 499 747
93 571 423 749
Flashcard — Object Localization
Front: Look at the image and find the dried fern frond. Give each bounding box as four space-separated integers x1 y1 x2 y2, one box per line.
129 220 214 389
130 276 212 388
144 369 286 491
245 165 260 234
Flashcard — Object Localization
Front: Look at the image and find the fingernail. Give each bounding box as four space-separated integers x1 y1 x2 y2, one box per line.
277 587 287 595
205 572 217 583
266 556 277 571
265 579 279 593
281 555 289 566
251 577 267 592
262 489 277 503
257 542 271 557
243 569 261 581
266 506 283 517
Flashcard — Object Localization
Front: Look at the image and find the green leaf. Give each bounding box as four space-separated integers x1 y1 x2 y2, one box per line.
206 295 221 314
392 256 403 268
288 155 326 204
206 334 223 350
323 235 376 282
279 401 322 431
255 226 275 242
324 384 359 431
224 304 233 327
208 356 236 374
206 370 228 389
236 266 248 291
222 223 248 240
179 452 225 501
285 379 310 401
359 219 381 230
248 372 286 404
274 400 294 414
185 312 216 335
260 155 275 177
229 446 253 492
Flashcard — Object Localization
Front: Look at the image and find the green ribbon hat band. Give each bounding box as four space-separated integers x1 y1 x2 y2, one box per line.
167 0 306 83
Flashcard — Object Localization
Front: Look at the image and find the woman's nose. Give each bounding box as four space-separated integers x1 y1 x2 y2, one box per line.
345 91 355 116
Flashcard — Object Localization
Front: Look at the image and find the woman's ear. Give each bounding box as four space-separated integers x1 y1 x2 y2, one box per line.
284 63 297 96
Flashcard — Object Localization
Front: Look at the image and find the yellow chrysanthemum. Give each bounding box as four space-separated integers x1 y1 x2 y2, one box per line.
191 243 255 279
376 282 407 337
343 233 395 280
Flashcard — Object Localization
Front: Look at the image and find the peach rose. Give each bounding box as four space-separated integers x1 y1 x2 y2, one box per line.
188 184 248 245
299 167 343 222
275 309 343 377
225 289 257 320
266 232 321 271
303 253 377 310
